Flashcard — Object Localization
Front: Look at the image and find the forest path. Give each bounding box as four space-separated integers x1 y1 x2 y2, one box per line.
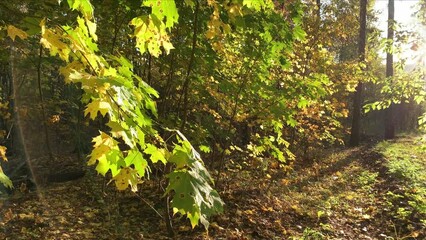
0 135 424 239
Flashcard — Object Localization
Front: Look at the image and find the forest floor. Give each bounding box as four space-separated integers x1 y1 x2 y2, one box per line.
0 134 425 239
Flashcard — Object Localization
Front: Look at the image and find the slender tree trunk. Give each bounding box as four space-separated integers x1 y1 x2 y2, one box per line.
37 44 54 160
163 162 175 237
147 53 152 85
10 46 25 160
385 0 395 139
350 0 367 146
179 0 199 131
316 0 321 20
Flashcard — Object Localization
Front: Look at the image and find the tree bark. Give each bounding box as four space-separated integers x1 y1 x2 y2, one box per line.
385 0 395 139
37 44 54 161
350 0 367 146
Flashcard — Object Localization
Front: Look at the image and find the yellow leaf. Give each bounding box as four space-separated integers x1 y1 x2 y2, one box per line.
101 67 117 77
84 99 111 120
68 70 94 83
113 167 139 192
345 195 354 200
85 18 97 41
88 132 118 165
162 41 174 55
280 179 290 186
205 30 216 39
40 20 70 61
88 145 109 165
18 213 34 220
60 62 85 83
0 146 7 161
92 131 116 148
244 209 254 215
7 25 28 41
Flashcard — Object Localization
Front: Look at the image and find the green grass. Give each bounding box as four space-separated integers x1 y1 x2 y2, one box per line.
285 135 426 239
376 135 426 231
377 139 426 184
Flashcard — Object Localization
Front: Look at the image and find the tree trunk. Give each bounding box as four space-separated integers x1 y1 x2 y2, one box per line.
179 0 200 131
37 44 54 161
385 0 395 139
316 0 321 20
350 0 367 146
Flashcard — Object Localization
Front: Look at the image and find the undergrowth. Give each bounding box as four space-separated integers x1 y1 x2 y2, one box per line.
286 135 426 239
376 136 426 237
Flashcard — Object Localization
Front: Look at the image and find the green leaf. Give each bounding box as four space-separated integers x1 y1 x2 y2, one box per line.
199 145 211 153
0 167 12 189
106 149 123 177
243 0 273 11
169 141 194 169
124 150 148 177
95 155 110 176
414 95 425 104
286 117 297 127
143 0 179 29
143 144 166 164
166 169 223 229
89 132 123 177
184 0 195 8
21 17 42 35
292 25 306 40
297 98 309 108
165 138 224 229
67 0 94 19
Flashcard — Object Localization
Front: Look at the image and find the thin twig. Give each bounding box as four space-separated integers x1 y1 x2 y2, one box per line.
133 192 164 219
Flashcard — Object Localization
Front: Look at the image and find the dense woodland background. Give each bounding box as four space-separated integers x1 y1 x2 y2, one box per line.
0 0 425 239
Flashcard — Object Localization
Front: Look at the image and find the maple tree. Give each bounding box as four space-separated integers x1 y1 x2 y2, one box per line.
2 0 225 230
2 0 309 230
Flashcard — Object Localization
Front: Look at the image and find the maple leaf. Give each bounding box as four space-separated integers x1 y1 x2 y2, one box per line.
84 99 111 120
242 0 273 11
113 167 139 192
162 41 174 55
40 19 71 61
144 144 166 164
88 132 125 177
85 19 97 41
106 120 124 133
166 168 223 229
143 0 179 29
165 137 224 229
7 25 28 41
168 140 196 169
67 0 94 19
60 62 85 83
94 155 109 176
124 150 148 177
88 144 110 165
